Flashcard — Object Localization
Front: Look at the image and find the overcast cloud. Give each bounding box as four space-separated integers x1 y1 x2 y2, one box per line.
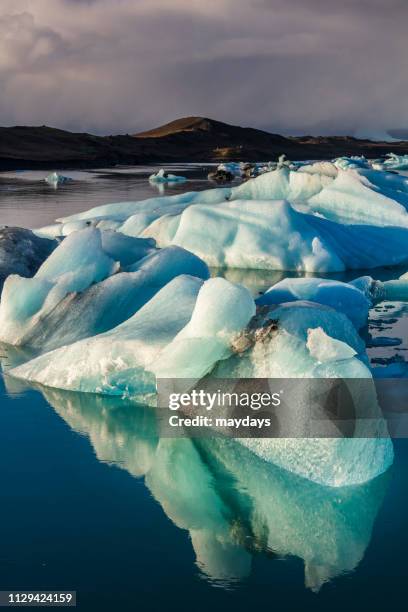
0 0 407 136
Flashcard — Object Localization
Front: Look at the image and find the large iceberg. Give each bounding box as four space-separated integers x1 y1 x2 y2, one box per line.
7 275 394 487
32 161 408 272
4 158 402 490
141 198 408 271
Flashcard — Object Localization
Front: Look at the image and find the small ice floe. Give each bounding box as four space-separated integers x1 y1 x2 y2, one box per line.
45 172 71 187
149 169 186 184
382 153 408 171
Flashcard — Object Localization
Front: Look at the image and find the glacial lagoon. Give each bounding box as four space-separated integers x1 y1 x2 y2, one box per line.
1 163 408 609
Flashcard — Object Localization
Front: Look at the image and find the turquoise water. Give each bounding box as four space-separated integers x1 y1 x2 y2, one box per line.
1 378 407 611
1 165 408 610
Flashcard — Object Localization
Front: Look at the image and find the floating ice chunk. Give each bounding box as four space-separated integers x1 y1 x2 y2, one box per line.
380 279 408 301
307 327 357 362
143 197 408 272
217 162 242 177
256 277 371 329
214 300 366 379
0 227 56 292
34 227 117 284
45 172 71 186
143 199 347 271
9 281 393 488
149 169 187 183
0 246 208 351
46 188 229 240
8 275 204 396
349 274 408 303
382 153 408 171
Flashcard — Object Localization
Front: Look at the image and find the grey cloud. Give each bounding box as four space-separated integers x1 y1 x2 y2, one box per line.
0 0 407 136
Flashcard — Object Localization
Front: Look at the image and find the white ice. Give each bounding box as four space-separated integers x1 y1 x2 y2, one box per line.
32 159 408 272
149 169 187 183
0 243 209 351
0 227 169 348
45 172 71 186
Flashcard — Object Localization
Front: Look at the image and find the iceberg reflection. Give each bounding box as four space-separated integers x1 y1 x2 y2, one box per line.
37 386 390 592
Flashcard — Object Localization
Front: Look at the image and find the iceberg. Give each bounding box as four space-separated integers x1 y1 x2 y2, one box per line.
382 153 408 171
306 170 408 227
0 244 209 351
149 169 187 183
141 197 408 272
32 160 408 272
0 226 56 292
45 172 71 186
152 277 256 380
7 274 393 487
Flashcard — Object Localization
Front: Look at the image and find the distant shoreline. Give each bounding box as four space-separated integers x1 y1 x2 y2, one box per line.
2 116 408 172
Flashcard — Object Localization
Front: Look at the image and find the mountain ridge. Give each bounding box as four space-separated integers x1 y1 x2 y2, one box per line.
1 116 408 170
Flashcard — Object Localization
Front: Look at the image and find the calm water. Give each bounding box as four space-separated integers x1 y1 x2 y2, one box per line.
1 166 408 610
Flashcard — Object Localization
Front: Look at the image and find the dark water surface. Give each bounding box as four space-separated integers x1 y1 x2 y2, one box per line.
0 164 216 228
1 165 408 610
0 378 407 612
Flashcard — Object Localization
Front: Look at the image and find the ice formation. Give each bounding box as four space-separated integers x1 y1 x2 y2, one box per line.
8 273 393 487
149 169 186 183
30 157 408 272
33 160 408 272
0 228 208 351
142 197 408 271
0 227 56 291
4 155 405 489
45 172 71 186
382 153 408 171
8 275 204 396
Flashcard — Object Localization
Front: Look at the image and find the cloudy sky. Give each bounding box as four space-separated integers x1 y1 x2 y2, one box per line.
0 0 407 136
